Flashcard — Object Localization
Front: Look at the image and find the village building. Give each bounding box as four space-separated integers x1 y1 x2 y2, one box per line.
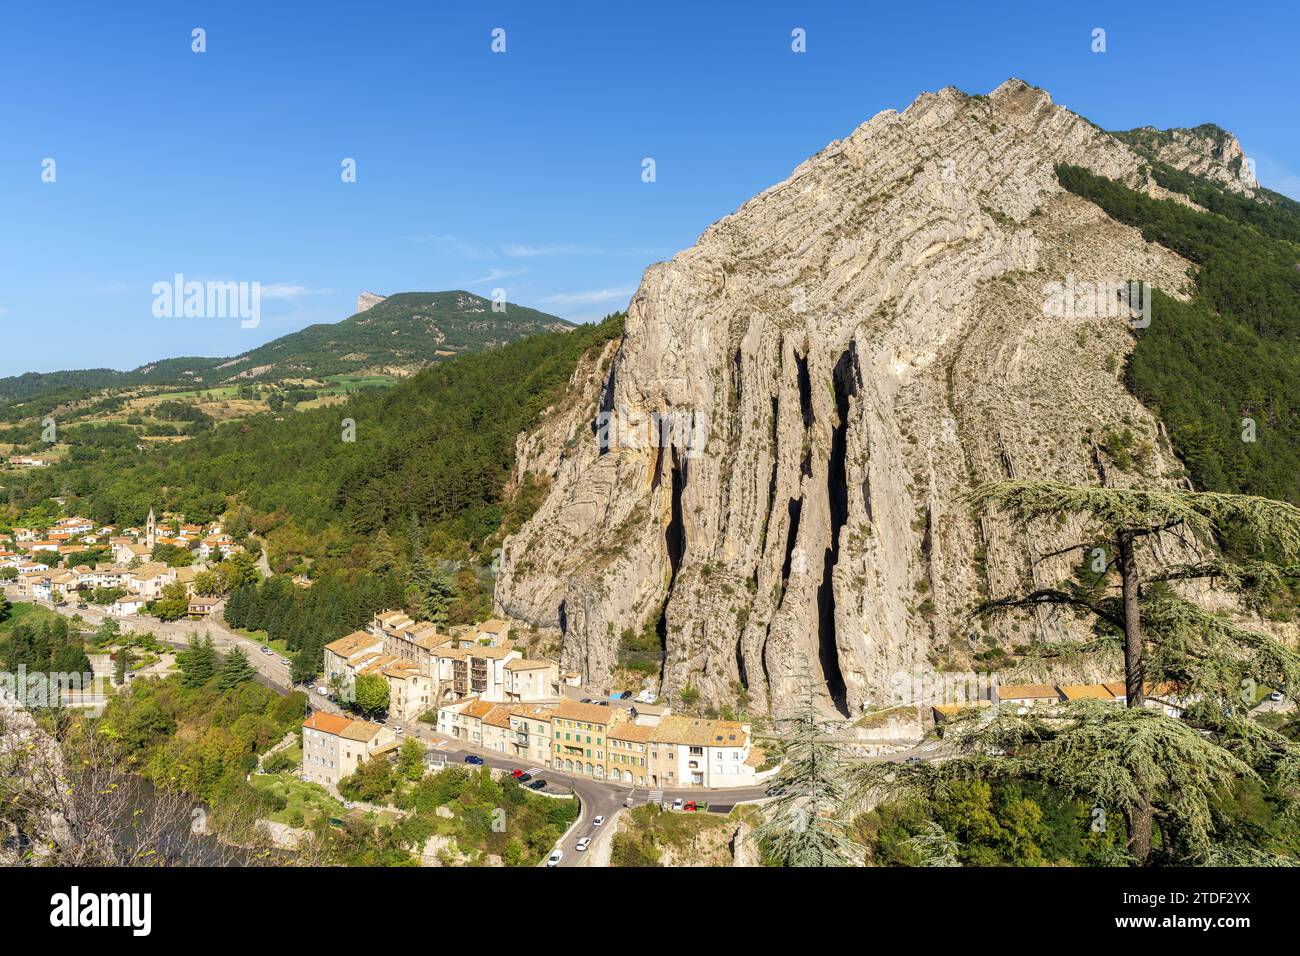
301 712 397 789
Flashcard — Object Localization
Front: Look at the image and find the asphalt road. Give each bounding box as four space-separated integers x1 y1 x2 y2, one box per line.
417 738 770 867
4 591 293 688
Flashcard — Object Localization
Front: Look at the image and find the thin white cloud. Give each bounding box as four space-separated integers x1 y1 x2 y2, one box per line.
407 234 497 260
260 283 334 300
503 242 604 258
463 267 528 287
502 242 669 259
539 287 636 306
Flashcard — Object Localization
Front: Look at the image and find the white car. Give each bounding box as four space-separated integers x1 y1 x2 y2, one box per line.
546 850 563 867
1270 691 1284 702
575 837 591 852
672 798 684 811
395 726 404 735
592 815 605 827
315 686 328 696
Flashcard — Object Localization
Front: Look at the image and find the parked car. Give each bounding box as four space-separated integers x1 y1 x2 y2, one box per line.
1270 691 1284 702
592 815 605 827
260 646 272 655
279 658 291 667
464 755 484 765
546 850 563 867
314 686 328 696
394 726 404 735
580 698 593 704
511 768 525 778
528 780 547 790
575 837 591 852
905 756 924 764
684 802 697 812
76 602 88 610
518 773 533 783
672 798 684 811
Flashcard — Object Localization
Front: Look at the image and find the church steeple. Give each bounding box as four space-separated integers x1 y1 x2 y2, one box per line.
146 507 157 550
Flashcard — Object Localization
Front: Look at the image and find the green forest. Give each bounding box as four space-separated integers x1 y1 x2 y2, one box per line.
1056 162 1300 505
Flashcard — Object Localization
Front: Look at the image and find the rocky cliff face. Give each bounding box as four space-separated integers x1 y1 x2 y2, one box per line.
1116 124 1259 196
495 79 1207 716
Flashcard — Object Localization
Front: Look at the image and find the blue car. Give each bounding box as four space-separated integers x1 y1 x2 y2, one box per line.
463 755 485 765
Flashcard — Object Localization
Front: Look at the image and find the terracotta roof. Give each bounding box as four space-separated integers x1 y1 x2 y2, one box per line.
554 700 622 726
459 699 497 720
304 712 354 735
996 683 1060 701
504 658 554 671
649 715 748 748
1058 684 1120 701
609 722 656 743
508 704 556 722
340 720 387 743
483 705 516 729
324 630 383 658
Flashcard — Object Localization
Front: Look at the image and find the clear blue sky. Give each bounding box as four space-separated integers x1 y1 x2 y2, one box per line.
1 0 1297 376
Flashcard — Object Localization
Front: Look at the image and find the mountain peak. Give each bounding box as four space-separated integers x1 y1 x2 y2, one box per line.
1113 122 1258 194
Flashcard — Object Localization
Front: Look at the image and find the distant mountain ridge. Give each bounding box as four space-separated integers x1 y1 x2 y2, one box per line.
0 291 574 401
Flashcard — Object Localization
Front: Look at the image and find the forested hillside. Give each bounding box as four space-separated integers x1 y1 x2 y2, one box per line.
1056 162 1300 505
0 291 572 404
11 314 622 553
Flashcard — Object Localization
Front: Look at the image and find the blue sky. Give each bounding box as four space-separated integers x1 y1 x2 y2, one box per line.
1 0 1297 376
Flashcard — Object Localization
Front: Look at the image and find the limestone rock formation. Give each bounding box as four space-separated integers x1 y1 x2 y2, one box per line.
495 79 1217 717
356 291 387 313
1117 124 1259 196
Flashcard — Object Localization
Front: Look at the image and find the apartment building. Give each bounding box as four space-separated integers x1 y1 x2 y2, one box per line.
322 630 385 690
551 700 623 779
647 716 754 788
301 711 396 789
370 611 453 675
607 721 655 786
368 659 434 723
508 704 554 767
437 698 497 745
128 562 176 600
503 658 559 702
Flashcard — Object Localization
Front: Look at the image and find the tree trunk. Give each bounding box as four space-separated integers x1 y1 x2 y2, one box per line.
1116 531 1145 708
1129 792 1154 865
1116 530 1153 865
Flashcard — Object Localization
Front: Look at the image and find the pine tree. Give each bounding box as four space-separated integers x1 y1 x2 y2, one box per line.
405 515 452 624
748 658 865 866
177 634 217 688
217 647 256 689
114 645 132 686
856 480 1300 865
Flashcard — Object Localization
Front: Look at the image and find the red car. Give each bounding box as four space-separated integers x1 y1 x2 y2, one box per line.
684 801 697 812
511 768 524 778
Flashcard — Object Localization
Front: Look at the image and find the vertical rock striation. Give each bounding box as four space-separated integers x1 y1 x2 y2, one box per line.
496 79 1205 715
